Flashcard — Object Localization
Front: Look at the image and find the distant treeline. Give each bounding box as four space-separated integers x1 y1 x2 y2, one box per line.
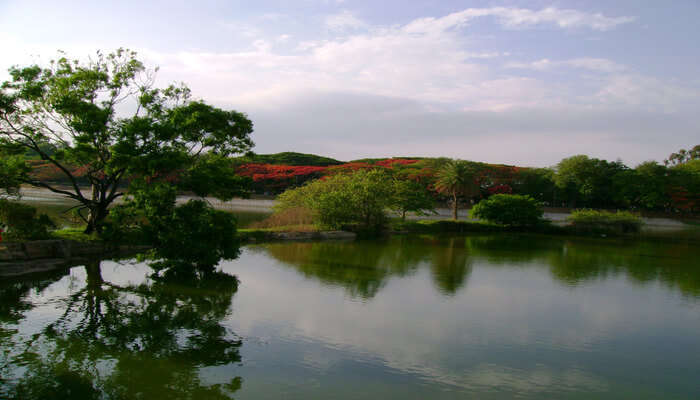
25 148 700 214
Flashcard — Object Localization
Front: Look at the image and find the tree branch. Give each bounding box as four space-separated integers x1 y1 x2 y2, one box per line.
24 179 85 203
2 116 88 203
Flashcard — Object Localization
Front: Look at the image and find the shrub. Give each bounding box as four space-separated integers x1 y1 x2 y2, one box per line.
274 169 394 232
145 200 241 270
0 199 55 240
567 209 643 234
470 194 543 227
103 183 241 269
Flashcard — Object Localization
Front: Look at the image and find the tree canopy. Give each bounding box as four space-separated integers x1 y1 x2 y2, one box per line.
0 49 253 233
665 145 700 166
275 168 396 232
434 160 477 220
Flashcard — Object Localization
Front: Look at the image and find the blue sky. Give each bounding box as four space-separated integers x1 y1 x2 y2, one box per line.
1 0 698 166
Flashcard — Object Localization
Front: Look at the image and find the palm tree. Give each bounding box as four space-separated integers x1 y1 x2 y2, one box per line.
434 160 477 220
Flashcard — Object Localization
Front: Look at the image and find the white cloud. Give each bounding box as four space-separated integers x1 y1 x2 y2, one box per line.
3 4 695 166
506 58 626 72
324 10 366 32
276 34 291 43
595 74 700 112
404 7 635 34
464 52 503 59
125 4 695 166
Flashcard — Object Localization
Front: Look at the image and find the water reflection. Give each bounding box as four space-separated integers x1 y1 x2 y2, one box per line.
231 234 700 398
0 261 243 399
257 234 700 299
2 233 700 399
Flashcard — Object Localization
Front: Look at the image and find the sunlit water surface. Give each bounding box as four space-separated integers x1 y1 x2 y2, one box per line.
2 234 699 399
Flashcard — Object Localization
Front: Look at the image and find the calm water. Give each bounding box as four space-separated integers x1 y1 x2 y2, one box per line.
2 234 700 399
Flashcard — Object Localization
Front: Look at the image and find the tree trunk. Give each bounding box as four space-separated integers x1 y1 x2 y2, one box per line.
401 210 406 221
84 260 104 329
452 192 458 220
85 261 104 289
84 203 107 234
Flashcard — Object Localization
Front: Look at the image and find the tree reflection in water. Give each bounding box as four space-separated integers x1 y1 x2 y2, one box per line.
0 260 243 400
2 233 699 398
258 234 700 299
259 235 476 298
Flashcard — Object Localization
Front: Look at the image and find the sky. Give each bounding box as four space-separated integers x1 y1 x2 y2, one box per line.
1 0 699 167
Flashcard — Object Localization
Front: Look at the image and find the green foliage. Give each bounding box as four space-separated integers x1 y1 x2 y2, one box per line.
146 200 240 271
0 49 254 233
511 167 556 204
390 179 435 220
236 152 342 166
275 169 395 232
104 182 240 270
612 161 669 210
567 209 643 234
20 139 61 160
434 160 478 220
0 199 55 240
665 145 700 166
470 194 544 227
673 158 700 174
51 228 100 242
0 155 29 196
555 155 627 208
179 154 252 200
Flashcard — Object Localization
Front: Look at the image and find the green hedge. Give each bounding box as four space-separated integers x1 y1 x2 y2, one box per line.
470 194 543 227
567 210 643 234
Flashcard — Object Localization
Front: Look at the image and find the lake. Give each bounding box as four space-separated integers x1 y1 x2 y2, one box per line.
1 234 700 399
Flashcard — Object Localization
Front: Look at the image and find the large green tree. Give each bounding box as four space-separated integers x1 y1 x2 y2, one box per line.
612 161 669 210
0 49 253 233
390 178 435 220
434 160 477 220
554 155 626 208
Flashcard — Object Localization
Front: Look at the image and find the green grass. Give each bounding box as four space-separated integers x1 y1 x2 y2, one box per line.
51 227 102 242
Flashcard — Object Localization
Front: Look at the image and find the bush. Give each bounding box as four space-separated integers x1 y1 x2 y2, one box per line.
567 209 643 234
470 194 543 227
103 183 241 269
274 169 394 233
0 199 55 240
145 200 241 270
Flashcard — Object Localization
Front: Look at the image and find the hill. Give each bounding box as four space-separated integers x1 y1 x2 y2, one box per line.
234 152 343 166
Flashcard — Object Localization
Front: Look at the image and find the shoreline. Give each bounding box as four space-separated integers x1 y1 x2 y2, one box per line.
10 186 697 228
4 218 699 278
